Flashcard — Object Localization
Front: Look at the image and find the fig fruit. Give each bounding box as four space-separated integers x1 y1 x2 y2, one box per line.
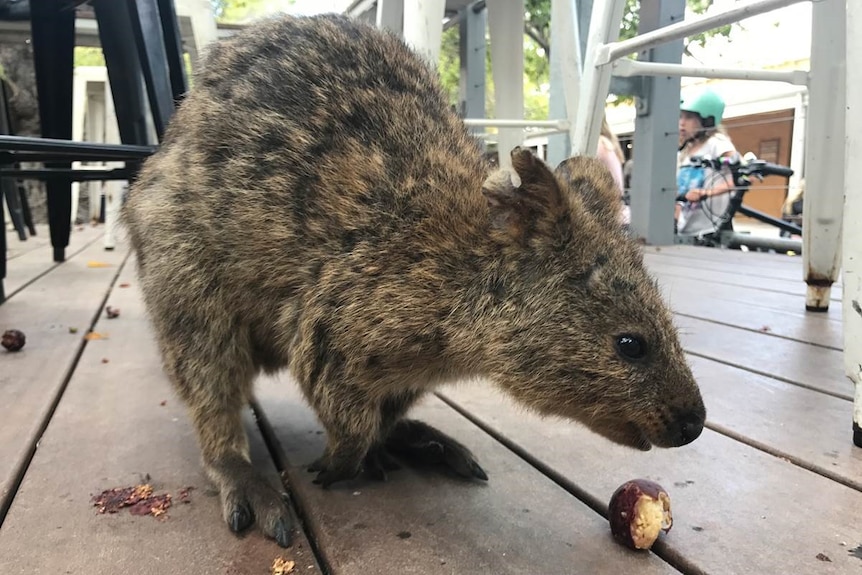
608 479 672 550
2 329 26 352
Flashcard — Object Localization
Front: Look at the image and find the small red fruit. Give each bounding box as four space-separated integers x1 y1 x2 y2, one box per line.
1 329 26 352
608 479 672 550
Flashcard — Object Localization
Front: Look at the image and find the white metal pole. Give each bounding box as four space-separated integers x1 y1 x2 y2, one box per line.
571 0 627 157
487 0 525 168
175 0 219 68
787 90 807 203
844 0 862 448
403 0 446 65
463 119 568 129
802 0 845 310
612 58 808 85
552 0 581 160
376 0 404 35
602 0 808 64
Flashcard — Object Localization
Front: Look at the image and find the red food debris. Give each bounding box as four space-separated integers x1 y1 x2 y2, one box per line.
2 329 26 352
92 484 154 514
118 283 131 288
92 483 176 518
160 400 167 406
101 358 110 364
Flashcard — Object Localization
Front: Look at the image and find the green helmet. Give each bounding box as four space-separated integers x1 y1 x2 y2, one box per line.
680 88 725 128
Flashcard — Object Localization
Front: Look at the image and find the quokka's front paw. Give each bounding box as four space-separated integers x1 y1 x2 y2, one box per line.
209 456 294 548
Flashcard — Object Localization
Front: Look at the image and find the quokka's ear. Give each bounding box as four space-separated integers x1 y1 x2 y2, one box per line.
481 147 567 243
554 155 622 228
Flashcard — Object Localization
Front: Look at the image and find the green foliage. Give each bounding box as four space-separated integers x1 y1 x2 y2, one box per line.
74 46 106 68
437 0 735 118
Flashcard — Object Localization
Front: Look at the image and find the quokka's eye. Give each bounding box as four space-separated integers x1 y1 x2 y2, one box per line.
615 334 647 361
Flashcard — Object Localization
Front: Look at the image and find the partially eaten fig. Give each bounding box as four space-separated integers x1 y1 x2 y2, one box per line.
2 329 26 352
608 479 672 550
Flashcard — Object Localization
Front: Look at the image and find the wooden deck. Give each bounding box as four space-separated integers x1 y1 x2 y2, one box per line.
1 224 859 575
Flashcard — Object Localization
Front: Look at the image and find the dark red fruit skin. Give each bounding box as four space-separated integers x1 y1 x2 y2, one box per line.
608 478 670 549
1 329 26 352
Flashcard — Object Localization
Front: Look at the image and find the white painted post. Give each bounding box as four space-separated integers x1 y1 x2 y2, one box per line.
788 90 807 197
487 0 525 169
570 0 627 157
844 0 862 448
102 80 126 251
801 0 845 311
70 70 89 225
549 0 581 166
90 93 108 223
175 0 219 68
402 0 446 65
376 0 404 35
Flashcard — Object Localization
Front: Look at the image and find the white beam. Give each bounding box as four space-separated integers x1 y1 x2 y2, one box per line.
376 0 403 35
802 0 845 310
612 58 808 85
571 0 627 157
602 0 808 64
403 0 446 65
175 0 219 67
844 0 862 448
487 0 525 168
551 0 581 165
787 91 807 201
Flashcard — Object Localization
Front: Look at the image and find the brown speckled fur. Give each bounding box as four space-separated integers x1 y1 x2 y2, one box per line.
122 13 705 547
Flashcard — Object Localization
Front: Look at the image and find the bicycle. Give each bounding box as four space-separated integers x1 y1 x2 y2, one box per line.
674 152 801 254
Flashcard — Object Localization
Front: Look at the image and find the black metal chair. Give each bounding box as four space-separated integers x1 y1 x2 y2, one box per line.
0 0 187 303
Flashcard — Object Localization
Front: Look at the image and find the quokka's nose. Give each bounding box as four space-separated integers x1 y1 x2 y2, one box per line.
666 410 705 447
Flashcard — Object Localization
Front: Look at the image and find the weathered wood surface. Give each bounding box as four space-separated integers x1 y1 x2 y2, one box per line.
4 224 103 297
1 236 859 574
0 236 126 515
255 375 680 575
0 255 323 575
440 382 862 575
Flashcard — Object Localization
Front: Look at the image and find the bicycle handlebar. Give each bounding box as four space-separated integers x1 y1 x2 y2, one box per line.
686 153 794 180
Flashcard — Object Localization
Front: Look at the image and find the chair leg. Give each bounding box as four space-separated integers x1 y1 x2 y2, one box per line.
0 192 6 304
2 177 27 241
18 183 36 236
30 0 75 262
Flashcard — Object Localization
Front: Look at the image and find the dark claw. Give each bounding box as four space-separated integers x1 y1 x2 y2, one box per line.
229 504 253 533
470 460 488 481
273 517 293 548
313 465 360 488
442 445 488 480
363 450 388 481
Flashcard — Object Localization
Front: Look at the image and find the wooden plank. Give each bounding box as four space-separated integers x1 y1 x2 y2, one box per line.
676 315 849 399
0 237 126 515
4 224 104 296
440 383 862 574
648 244 807 268
5 224 51 260
666 289 842 350
645 256 843 303
254 375 681 575
0 258 323 575
688 354 861 490
654 273 843 322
